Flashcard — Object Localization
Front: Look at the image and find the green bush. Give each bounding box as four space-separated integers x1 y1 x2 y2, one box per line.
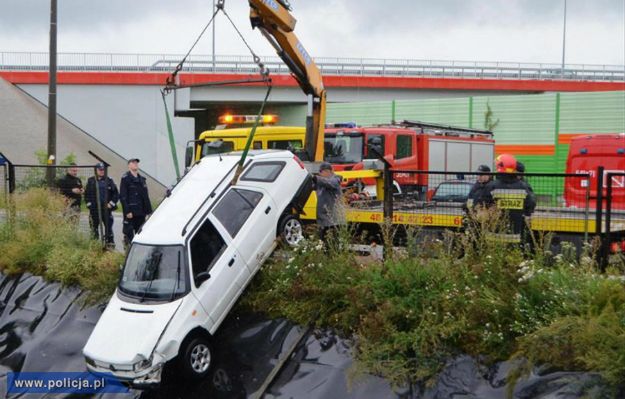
242 219 625 388
0 188 123 304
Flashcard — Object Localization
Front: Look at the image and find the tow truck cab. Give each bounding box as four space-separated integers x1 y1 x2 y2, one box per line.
187 114 305 166
323 121 494 196
564 134 625 210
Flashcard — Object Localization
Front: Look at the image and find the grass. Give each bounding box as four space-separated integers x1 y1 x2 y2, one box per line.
241 212 625 390
1 189 624 391
0 188 123 304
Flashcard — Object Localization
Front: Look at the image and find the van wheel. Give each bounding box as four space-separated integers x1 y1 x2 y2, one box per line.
181 336 213 380
279 214 304 247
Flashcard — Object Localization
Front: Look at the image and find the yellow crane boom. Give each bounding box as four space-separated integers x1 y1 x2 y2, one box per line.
249 0 327 162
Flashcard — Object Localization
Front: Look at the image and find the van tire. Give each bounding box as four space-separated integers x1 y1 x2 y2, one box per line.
180 336 213 380
278 214 304 247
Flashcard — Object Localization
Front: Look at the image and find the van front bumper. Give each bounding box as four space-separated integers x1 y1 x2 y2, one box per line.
85 358 165 387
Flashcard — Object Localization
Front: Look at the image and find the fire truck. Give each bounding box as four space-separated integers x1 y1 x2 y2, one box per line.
564 134 625 210
324 120 494 197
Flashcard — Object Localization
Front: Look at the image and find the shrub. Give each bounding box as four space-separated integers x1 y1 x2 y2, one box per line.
242 213 625 388
0 188 122 304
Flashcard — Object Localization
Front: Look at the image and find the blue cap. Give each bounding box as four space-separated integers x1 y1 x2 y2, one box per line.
95 162 105 170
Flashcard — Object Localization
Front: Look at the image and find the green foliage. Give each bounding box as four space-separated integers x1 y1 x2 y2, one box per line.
0 188 123 304
242 212 625 388
17 150 77 191
484 101 500 131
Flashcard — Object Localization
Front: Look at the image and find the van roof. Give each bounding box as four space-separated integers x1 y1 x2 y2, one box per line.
134 150 294 245
569 134 625 153
199 126 306 139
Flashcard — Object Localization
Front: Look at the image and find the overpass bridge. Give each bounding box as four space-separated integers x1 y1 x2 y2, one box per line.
0 52 623 185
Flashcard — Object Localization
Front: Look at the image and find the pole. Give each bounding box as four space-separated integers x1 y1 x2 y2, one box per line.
561 0 567 78
212 0 216 72
46 0 58 188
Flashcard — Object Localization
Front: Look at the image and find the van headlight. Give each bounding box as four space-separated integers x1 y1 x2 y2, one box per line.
133 356 152 372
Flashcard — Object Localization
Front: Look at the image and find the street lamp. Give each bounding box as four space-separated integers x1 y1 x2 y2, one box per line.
561 0 567 78
212 0 216 71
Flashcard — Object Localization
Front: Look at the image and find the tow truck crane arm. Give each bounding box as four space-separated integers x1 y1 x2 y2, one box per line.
249 0 326 162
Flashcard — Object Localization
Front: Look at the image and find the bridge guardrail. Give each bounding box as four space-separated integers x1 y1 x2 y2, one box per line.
1 52 623 81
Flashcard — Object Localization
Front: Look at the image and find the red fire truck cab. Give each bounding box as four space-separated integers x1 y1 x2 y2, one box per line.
564 134 625 210
323 121 495 197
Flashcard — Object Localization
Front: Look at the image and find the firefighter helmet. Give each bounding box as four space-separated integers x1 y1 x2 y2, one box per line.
495 154 517 173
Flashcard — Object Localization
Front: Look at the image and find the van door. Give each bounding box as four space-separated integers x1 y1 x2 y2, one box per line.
212 186 277 277
188 215 247 330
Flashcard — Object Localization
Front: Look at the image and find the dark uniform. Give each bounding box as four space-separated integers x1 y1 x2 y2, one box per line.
119 171 152 246
466 180 493 210
485 174 537 246
85 175 119 245
56 173 83 211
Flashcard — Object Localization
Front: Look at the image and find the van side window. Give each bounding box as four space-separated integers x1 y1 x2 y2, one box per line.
190 220 226 287
365 135 385 159
396 135 413 159
240 162 286 182
268 140 303 150
212 189 263 237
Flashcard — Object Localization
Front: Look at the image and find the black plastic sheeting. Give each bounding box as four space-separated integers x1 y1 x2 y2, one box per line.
0 272 618 399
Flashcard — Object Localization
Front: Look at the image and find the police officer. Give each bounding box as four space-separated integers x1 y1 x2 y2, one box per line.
465 164 493 211
85 163 119 247
120 158 152 248
485 154 536 247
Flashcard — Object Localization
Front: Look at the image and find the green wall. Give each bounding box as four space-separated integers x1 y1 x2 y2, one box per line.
322 91 625 175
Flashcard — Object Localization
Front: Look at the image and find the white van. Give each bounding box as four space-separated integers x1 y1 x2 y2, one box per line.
83 150 312 386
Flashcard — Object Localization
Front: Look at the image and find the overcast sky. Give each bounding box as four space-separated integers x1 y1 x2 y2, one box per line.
1 0 623 66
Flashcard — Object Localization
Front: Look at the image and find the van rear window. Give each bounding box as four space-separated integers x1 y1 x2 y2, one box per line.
240 161 286 182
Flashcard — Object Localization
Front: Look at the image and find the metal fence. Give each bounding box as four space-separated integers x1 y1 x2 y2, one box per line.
9 164 98 194
602 172 625 268
1 52 623 81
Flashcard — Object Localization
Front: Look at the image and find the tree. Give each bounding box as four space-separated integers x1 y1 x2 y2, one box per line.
484 101 500 132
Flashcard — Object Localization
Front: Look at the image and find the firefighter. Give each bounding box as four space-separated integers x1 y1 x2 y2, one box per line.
85 163 119 247
485 154 536 248
120 158 152 249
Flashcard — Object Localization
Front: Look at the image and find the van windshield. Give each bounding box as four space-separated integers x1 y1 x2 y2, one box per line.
119 244 189 302
324 134 363 164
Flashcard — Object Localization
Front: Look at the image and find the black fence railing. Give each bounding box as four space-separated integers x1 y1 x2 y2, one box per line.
1 159 117 248
341 167 625 269
602 172 625 269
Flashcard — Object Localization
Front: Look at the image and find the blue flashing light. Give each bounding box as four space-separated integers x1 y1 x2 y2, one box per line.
617 148 624 154
580 148 588 154
0 155 5 166
329 122 357 129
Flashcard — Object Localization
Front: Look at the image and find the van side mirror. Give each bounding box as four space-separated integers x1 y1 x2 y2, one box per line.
195 272 211 285
185 146 194 168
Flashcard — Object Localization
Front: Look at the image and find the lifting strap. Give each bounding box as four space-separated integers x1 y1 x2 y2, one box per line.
231 83 273 185
160 90 181 180
160 0 273 183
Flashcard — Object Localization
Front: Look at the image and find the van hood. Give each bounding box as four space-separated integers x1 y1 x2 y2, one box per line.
83 292 184 366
